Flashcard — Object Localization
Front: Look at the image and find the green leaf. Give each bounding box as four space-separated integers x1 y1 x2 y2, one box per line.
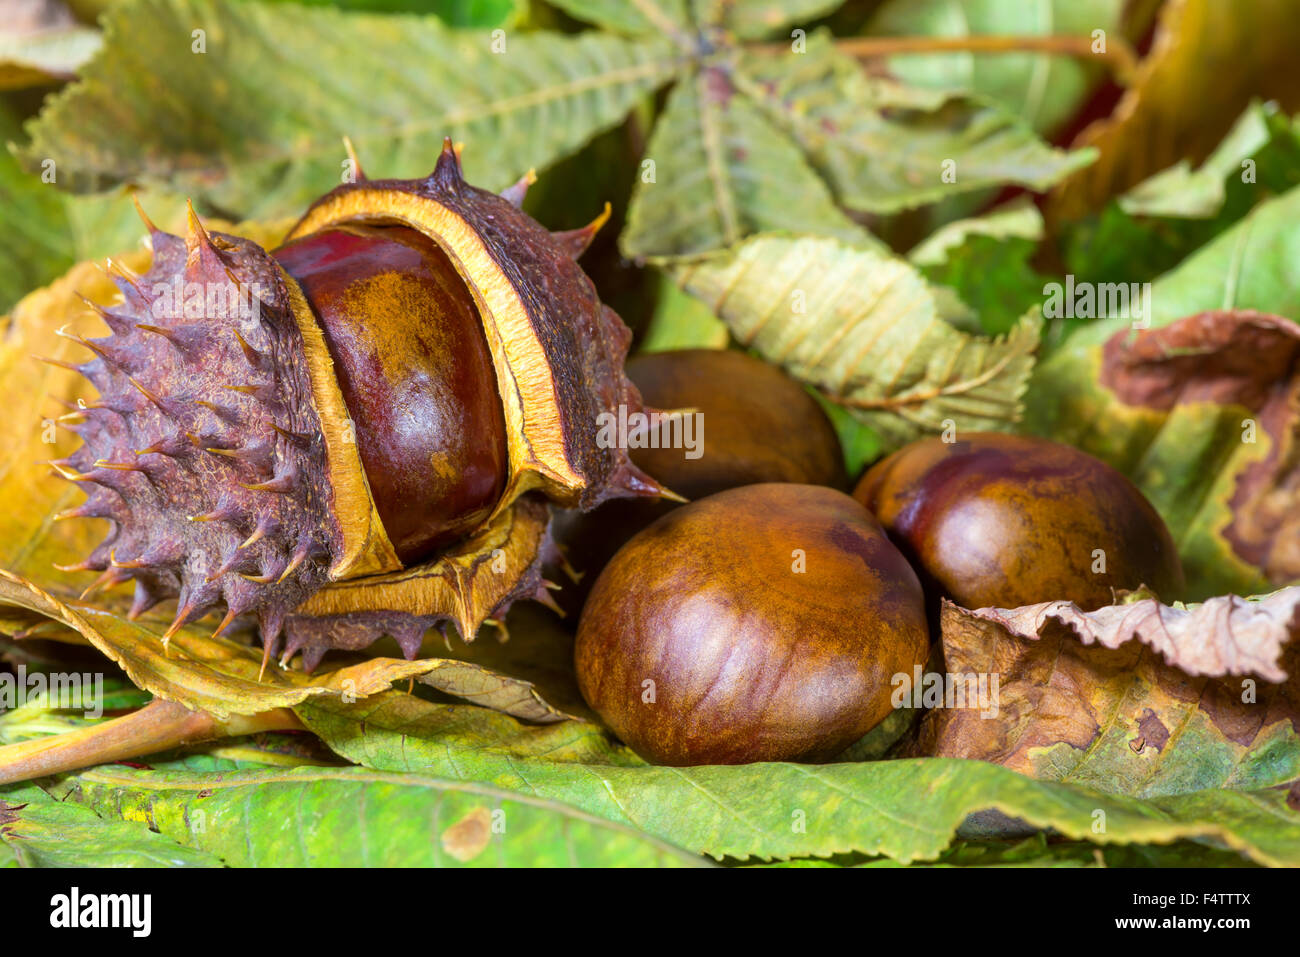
52 765 706 867
1062 101 1300 290
0 782 224 867
813 392 884 477
622 68 873 259
0 104 192 312
297 692 1300 864
22 0 680 217
1118 102 1289 217
910 197 1051 335
734 34 1095 215
669 235 1041 450
1046 0 1300 222
866 0 1126 134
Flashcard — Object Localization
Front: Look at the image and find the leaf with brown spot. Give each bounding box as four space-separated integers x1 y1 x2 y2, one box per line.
441 806 494 862
906 593 1300 798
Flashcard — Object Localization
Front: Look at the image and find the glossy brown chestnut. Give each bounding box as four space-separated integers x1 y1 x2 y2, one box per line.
554 349 846 613
853 432 1185 610
626 349 847 500
274 224 509 563
574 484 929 766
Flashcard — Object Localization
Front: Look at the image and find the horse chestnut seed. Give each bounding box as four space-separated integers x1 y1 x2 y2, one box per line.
553 348 846 615
853 432 1185 610
273 224 509 563
624 348 847 501
574 484 928 765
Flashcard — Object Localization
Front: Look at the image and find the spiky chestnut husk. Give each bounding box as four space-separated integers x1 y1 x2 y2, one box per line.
54 139 670 670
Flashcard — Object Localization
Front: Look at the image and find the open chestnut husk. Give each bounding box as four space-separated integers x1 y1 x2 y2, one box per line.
50 140 674 671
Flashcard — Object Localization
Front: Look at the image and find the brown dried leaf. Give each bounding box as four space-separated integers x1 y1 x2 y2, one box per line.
907 592 1300 797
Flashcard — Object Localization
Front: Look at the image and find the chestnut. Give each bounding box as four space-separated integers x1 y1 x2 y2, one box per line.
574 484 929 766
624 348 846 500
273 224 509 562
554 349 846 614
853 432 1185 610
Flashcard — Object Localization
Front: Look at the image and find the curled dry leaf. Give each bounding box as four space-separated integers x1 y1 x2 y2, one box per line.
907 590 1300 797
960 589 1299 681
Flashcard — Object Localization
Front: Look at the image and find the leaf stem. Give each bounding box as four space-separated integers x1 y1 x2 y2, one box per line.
0 698 302 785
751 34 1139 85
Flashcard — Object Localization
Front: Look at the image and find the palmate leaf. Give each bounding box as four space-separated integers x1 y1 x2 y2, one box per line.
621 68 874 258
1028 185 1300 597
866 0 1130 135
0 782 223 867
50 765 707 867
18 0 1095 264
670 235 1041 450
297 691 1300 864
21 0 680 217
